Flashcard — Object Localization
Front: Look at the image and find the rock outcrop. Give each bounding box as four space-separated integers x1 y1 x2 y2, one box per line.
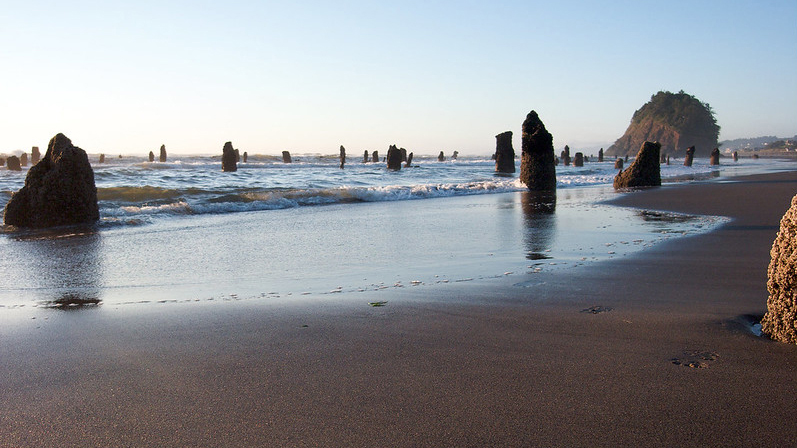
148 151 155 162
405 152 414 168
614 158 624 170
438 151 446 162
386 145 402 170
733 151 738 162
243 152 248 163
684 146 695 167
761 194 797 344
710 148 720 166
613 141 661 189
339 146 346 169
494 131 516 174
159 144 167 162
0 157 5 167
6 156 21 171
31 146 41 165
519 110 556 191
372 151 379 163
3 133 99 228
452 151 458 160
222 142 237 172
573 152 584 167
282 151 292 163
598 148 604 162
20 153 28 167
363 150 369 163
99 154 105 164
560 146 571 166
607 90 720 158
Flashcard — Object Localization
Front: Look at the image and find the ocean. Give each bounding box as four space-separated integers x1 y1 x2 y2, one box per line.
0 153 790 312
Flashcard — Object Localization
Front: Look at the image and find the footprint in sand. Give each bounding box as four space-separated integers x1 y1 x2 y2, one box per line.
671 350 719 368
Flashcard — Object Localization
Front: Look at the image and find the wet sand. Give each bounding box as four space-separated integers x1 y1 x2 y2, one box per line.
2 170 797 447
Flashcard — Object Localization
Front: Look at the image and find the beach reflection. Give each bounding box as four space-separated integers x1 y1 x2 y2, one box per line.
521 191 557 260
8 227 104 308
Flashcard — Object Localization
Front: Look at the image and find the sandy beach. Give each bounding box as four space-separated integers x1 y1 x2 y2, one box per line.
2 169 797 447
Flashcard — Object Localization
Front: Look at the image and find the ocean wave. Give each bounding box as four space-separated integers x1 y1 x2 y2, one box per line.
99 178 524 219
2 155 773 230
98 186 185 202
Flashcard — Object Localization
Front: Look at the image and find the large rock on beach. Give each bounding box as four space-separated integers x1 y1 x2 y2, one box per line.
386 145 402 170
19 153 28 167
613 141 661 189
148 151 155 162
761 194 797 344
710 148 720 166
573 152 584 167
159 144 167 162
372 151 379 163
683 146 695 167
282 151 292 163
598 148 604 163
438 151 446 162
222 142 237 172
614 158 624 170
519 110 556 191
6 156 21 171
31 146 41 165
494 131 516 173
405 152 414 168
363 150 369 163
3 133 99 228
0 157 5 167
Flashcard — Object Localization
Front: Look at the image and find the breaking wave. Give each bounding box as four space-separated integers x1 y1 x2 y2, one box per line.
98 178 525 221
3 152 768 229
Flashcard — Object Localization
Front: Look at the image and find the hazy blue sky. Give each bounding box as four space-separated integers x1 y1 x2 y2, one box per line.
2 0 795 155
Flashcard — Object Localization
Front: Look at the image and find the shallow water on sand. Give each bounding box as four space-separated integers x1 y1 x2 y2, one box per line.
0 184 725 312
3 155 793 314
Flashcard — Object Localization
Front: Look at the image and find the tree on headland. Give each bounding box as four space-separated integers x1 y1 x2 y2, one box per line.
607 90 720 158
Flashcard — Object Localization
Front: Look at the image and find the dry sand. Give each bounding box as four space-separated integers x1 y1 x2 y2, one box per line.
1 170 796 447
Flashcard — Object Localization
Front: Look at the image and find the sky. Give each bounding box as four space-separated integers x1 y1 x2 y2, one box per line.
2 0 795 156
